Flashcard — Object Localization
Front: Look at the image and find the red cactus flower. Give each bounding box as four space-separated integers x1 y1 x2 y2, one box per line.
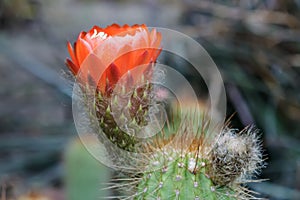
66 24 162 94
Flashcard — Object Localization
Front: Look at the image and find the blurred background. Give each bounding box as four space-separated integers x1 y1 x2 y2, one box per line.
0 0 299 199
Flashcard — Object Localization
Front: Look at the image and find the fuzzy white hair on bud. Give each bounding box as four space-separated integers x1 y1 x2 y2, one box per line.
209 126 264 186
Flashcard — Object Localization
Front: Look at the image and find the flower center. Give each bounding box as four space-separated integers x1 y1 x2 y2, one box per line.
91 29 109 40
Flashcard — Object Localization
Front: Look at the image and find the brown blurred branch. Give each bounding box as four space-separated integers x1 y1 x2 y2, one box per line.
226 83 254 126
183 0 300 42
184 0 300 27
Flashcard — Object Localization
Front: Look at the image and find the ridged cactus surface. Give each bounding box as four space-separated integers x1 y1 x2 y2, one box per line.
135 149 233 200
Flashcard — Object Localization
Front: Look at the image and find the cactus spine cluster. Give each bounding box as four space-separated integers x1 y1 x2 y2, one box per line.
94 79 152 151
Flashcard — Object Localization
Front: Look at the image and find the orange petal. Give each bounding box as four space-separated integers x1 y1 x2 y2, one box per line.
104 24 121 35
75 37 92 66
65 58 79 74
105 63 121 86
67 42 79 70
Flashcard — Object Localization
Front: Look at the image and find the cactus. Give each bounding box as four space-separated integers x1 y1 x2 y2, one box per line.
65 24 265 200
65 138 111 200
